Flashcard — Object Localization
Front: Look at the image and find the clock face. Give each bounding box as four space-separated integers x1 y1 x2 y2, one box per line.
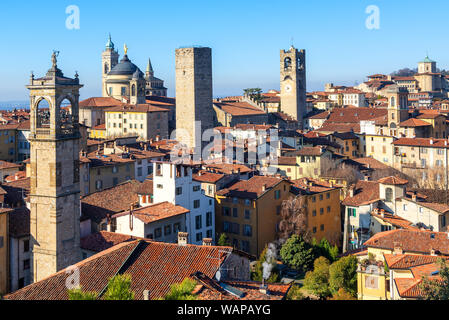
285 84 292 93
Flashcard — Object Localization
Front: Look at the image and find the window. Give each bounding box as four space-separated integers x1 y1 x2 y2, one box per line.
348 208 356 217
176 187 182 195
327 206 331 213
442 215 446 227
320 224 324 231
313 227 317 233
232 208 238 217
193 185 200 192
312 210 317 217
319 194 323 201
223 221 231 232
194 200 200 208
312 196 316 203
320 208 324 215
232 197 238 204
223 207 230 216
243 225 252 237
196 232 203 242
157 184 163 189
232 223 240 235
274 190 281 199
276 206 281 215
112 177 118 186
241 240 250 253
195 215 202 230
23 259 30 270
403 204 408 211
96 180 103 190
23 239 29 252
385 187 393 202
0 236 3 248
326 193 330 199
164 225 172 236
154 228 162 238
173 223 181 233
244 210 251 219
206 212 213 227
206 229 212 238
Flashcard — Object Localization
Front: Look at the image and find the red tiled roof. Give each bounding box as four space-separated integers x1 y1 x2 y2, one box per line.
80 231 141 252
8 207 30 238
399 118 431 127
0 160 21 170
342 180 380 207
214 101 266 116
364 229 449 255
193 171 225 184
377 176 408 185
393 138 449 148
384 253 442 270
5 240 236 300
113 201 189 224
79 97 124 108
217 176 289 200
106 104 169 113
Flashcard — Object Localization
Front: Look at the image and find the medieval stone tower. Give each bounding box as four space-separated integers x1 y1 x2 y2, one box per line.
280 46 306 128
175 47 214 153
102 34 119 97
386 85 409 137
27 52 82 282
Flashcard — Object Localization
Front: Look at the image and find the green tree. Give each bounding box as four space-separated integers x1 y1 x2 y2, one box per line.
68 287 97 300
419 258 449 300
103 274 135 300
243 88 263 102
304 257 331 298
328 255 358 297
286 284 305 300
163 278 198 300
329 288 357 300
217 233 231 246
280 235 315 273
252 245 280 283
312 238 339 263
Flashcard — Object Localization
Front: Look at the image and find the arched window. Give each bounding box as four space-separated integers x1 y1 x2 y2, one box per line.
385 187 393 202
390 97 396 107
35 98 50 128
284 57 292 69
131 84 136 96
59 98 74 133
104 63 109 74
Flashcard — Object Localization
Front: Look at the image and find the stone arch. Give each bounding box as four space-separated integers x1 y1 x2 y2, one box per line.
390 96 396 107
284 57 292 69
34 96 52 128
390 122 397 129
284 75 292 81
57 95 76 131
104 62 109 74
385 187 393 202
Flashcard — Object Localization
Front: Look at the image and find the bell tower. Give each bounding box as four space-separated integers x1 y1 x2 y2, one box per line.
280 46 306 129
102 34 119 97
386 85 409 135
27 52 83 283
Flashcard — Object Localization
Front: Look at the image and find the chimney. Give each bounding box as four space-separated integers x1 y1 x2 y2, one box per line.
202 238 213 246
143 290 150 300
380 209 385 218
259 281 269 295
412 192 417 202
430 248 436 256
349 186 355 197
430 139 433 145
364 175 369 181
262 184 266 192
178 232 188 246
393 242 403 255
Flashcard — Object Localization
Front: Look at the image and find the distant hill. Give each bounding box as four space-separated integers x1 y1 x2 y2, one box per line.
0 101 29 110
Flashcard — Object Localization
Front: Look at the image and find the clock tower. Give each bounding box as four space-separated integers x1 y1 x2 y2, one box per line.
280 46 306 128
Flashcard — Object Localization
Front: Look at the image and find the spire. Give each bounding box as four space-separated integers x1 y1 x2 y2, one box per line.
106 33 114 50
146 58 154 77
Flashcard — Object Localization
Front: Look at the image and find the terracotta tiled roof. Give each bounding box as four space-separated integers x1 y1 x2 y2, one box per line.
92 123 106 130
81 180 144 223
80 231 141 252
371 211 417 230
79 97 124 108
291 178 339 195
0 160 21 170
384 254 442 270
2 178 30 206
399 118 431 127
113 201 189 224
352 157 390 170
393 138 449 148
277 156 297 166
217 176 289 200
193 171 225 184
308 111 330 120
418 201 449 214
214 101 266 116
4 171 27 183
193 272 291 300
288 146 324 156
364 229 449 255
5 240 236 300
377 176 408 185
342 180 380 207
203 163 252 175
106 103 169 113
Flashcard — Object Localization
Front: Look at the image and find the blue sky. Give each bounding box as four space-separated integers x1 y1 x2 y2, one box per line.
1 0 449 101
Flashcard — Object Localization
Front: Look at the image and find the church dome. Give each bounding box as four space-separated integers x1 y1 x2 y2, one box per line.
108 55 141 76
105 34 114 50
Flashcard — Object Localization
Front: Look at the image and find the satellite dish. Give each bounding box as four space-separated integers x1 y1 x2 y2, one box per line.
215 270 221 282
